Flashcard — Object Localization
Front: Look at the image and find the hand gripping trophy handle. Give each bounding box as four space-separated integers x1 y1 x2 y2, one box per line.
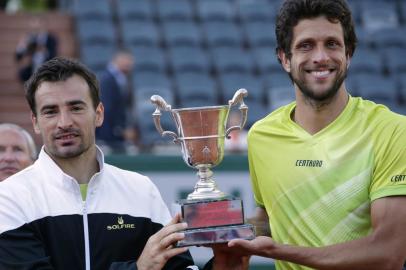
150 95 179 143
225 88 249 138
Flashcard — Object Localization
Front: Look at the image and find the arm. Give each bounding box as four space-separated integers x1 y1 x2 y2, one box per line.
137 214 191 270
246 207 270 237
97 73 120 142
0 224 54 269
228 196 406 270
204 207 269 270
109 214 193 270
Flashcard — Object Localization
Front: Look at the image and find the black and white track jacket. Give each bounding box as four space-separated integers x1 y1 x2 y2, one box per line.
0 148 195 270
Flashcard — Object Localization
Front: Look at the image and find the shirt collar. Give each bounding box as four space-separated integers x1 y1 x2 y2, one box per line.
36 145 105 191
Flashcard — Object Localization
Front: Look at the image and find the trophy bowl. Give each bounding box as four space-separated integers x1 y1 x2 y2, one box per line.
151 89 248 200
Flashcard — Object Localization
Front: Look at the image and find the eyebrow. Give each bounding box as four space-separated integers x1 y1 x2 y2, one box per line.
39 100 88 112
296 35 342 43
67 100 87 107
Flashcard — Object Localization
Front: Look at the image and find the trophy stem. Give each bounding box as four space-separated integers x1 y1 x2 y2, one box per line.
187 166 226 200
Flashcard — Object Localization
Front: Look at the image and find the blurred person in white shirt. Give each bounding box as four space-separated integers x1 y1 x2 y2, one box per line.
0 123 37 181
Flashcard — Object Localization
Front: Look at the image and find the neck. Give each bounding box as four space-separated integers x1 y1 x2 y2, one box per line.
51 146 99 184
293 88 349 135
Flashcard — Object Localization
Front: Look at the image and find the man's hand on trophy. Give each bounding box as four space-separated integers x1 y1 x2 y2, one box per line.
227 236 277 258
136 213 188 270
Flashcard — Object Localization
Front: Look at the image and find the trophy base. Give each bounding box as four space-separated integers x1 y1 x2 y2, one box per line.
177 224 255 247
178 197 245 229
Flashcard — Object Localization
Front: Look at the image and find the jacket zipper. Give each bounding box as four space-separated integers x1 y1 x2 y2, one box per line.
82 201 90 270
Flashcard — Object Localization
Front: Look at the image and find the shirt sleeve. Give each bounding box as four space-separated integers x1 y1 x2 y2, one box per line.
248 132 265 207
370 118 406 201
0 180 54 269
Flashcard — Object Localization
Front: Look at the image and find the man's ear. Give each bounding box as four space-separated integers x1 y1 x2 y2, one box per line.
95 103 104 128
278 49 291 73
31 112 40 134
345 50 352 69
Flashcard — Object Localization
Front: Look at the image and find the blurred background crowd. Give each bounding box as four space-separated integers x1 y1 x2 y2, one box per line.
0 0 405 154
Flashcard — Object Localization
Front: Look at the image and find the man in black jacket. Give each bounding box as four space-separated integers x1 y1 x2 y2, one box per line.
0 57 194 270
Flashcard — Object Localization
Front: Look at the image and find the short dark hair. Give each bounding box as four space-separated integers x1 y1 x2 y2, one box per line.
25 57 100 116
275 0 357 60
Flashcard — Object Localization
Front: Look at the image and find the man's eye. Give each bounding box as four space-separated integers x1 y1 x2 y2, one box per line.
327 41 339 48
13 146 23 152
43 110 56 115
72 106 83 112
298 43 312 50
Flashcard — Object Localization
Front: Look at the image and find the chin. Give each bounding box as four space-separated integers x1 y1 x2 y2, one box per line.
52 146 84 159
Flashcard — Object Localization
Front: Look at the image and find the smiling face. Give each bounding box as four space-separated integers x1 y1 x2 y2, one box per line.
0 129 33 181
279 16 349 102
31 74 104 161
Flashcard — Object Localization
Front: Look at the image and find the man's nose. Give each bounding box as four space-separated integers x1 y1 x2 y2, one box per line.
57 111 73 128
0 148 17 162
312 46 329 64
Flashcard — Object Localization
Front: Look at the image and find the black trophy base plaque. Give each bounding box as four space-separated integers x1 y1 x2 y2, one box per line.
175 197 255 247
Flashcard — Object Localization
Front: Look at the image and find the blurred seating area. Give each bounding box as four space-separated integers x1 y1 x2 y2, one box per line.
1 0 406 151
0 10 76 147
70 0 406 148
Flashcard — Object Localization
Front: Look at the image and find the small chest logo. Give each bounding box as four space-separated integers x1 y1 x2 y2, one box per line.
295 159 323 167
107 216 135 230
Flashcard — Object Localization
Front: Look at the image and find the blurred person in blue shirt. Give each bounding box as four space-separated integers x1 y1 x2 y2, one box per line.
96 49 137 154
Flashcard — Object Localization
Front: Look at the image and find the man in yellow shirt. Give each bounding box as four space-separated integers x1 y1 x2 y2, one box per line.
220 0 406 269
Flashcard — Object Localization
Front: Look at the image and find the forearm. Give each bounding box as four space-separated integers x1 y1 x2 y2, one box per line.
268 197 406 270
269 235 402 270
247 207 271 237
212 254 249 270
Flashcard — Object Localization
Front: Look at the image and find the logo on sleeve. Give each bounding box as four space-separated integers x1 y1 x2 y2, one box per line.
107 216 135 230
391 175 406 183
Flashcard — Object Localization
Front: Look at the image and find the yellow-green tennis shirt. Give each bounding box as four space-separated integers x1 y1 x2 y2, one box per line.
248 96 406 270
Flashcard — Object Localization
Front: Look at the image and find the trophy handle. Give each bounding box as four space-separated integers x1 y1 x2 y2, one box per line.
225 89 248 139
150 95 179 142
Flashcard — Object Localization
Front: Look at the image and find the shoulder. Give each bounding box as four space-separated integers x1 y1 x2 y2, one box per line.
349 98 406 153
354 98 406 133
99 70 115 84
0 166 40 233
103 164 159 193
102 164 170 224
248 102 295 140
0 165 40 193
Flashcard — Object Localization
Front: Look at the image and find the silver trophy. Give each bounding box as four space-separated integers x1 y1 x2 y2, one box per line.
151 89 255 247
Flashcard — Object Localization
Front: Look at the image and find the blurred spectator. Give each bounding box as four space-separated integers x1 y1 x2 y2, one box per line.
5 0 56 13
225 110 248 153
15 16 58 82
0 123 37 181
96 49 138 154
0 0 7 9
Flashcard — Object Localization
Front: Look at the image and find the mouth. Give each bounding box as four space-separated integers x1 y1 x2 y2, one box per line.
305 68 336 79
54 132 80 145
56 134 78 140
0 166 18 174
